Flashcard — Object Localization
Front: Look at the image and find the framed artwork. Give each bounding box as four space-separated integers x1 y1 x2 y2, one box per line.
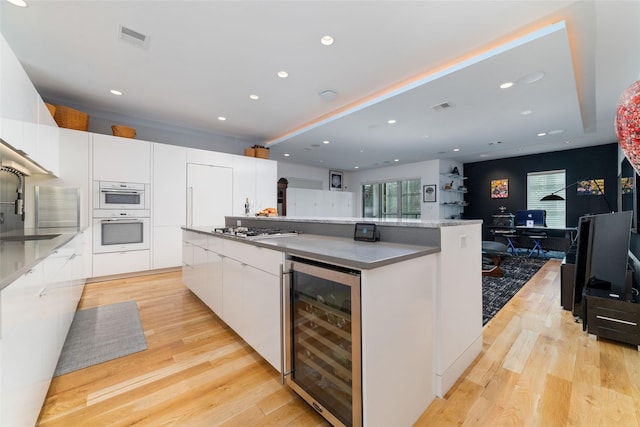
577 179 604 196
621 177 634 194
491 179 509 198
329 170 343 191
423 184 436 202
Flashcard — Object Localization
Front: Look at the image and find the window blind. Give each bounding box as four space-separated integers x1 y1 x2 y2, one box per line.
527 170 566 228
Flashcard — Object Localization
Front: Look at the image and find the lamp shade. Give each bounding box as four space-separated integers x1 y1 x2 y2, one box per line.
616 80 640 175
540 193 565 201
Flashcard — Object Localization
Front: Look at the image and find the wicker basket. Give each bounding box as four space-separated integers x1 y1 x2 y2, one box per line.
45 102 56 118
111 125 136 139
255 147 269 159
54 106 89 131
244 147 256 157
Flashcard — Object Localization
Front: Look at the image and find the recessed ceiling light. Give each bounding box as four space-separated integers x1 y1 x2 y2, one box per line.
249 94 259 100
500 82 514 89
548 129 565 135
320 35 334 46
387 119 397 124
520 109 533 115
7 0 27 7
277 71 288 79
564 140 571 144
537 132 547 136
480 154 490 158
354 166 359 169
218 116 226 121
516 71 545 85
394 159 400 162
322 140 330 144
110 89 123 96
284 153 290 157
453 148 460 152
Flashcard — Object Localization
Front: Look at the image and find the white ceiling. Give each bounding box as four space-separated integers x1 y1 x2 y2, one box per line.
1 0 639 171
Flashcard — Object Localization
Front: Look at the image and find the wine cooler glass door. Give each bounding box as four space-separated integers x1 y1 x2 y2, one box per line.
285 258 361 427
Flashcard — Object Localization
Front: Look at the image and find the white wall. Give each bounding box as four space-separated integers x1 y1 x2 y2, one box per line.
277 161 353 191
349 159 463 220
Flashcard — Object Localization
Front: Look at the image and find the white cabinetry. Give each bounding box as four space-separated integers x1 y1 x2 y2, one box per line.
439 173 467 219
1 33 59 175
187 163 232 227
93 250 150 277
287 188 354 217
152 143 187 269
0 234 85 427
232 156 277 216
92 133 151 183
181 231 283 371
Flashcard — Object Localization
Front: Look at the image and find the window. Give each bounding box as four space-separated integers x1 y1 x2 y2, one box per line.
362 178 421 219
527 170 566 227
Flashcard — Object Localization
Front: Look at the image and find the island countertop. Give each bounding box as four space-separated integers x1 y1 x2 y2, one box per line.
0 228 85 291
184 226 439 269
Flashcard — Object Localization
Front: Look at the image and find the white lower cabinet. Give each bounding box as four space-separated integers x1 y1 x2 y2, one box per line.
182 231 283 371
0 234 86 427
92 250 150 278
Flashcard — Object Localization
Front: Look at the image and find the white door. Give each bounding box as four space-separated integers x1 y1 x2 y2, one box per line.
187 163 233 227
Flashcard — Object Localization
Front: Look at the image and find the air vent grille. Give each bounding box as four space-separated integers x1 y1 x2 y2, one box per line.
431 102 451 111
118 25 150 48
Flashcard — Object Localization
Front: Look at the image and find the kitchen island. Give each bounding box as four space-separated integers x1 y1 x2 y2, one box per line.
183 216 482 426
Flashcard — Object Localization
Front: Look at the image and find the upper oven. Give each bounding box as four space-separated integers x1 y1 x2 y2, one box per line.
94 181 149 210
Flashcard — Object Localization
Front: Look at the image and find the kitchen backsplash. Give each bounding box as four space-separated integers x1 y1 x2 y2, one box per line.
0 171 24 233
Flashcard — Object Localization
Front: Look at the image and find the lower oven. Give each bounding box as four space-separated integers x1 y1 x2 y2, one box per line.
283 257 362 427
92 209 150 254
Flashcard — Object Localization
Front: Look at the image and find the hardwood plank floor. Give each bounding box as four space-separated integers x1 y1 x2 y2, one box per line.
37 259 640 426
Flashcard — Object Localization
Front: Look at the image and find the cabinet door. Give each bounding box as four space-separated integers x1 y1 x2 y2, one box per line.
255 158 277 213
37 95 60 176
0 264 47 427
243 266 281 371
153 225 183 269
93 133 151 183
92 250 150 277
232 156 256 216
186 163 232 227
222 257 244 334
206 249 224 315
153 143 187 226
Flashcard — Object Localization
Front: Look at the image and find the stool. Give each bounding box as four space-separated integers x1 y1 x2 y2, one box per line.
526 234 547 257
502 233 518 255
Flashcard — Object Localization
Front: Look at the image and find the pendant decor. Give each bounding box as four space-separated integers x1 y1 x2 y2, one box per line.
616 80 640 175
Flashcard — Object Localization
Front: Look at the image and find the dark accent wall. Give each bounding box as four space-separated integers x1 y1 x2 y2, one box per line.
464 143 619 240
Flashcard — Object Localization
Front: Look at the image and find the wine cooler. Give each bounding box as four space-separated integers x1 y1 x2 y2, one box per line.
283 257 362 427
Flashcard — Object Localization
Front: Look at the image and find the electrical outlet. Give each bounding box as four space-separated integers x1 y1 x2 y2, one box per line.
460 235 467 248
236 219 241 226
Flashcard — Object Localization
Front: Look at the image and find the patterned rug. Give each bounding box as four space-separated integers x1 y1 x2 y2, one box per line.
482 256 548 325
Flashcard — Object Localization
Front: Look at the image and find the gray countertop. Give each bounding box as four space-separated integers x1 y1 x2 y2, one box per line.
185 226 439 269
0 228 84 291
228 215 482 228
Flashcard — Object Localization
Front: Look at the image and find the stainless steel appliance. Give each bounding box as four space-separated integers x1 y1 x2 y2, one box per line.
283 257 362 427
92 209 150 253
35 186 80 228
94 181 149 210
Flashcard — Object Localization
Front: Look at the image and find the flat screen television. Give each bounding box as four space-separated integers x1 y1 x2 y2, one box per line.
515 209 546 227
572 210 633 316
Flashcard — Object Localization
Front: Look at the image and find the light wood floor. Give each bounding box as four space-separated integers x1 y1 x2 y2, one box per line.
37 260 640 426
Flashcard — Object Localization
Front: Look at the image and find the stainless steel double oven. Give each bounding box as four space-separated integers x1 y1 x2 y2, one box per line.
92 181 150 254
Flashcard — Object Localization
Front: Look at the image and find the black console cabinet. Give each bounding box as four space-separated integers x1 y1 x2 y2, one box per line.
585 289 640 350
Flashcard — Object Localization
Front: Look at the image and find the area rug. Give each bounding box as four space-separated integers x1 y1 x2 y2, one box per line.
482 257 548 325
54 301 147 376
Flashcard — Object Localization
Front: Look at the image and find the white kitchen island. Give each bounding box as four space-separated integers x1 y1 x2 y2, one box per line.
183 216 482 426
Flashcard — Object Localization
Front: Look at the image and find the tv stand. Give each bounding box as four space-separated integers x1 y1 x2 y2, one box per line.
584 288 640 350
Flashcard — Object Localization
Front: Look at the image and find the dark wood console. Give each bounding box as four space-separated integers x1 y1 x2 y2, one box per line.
584 289 640 350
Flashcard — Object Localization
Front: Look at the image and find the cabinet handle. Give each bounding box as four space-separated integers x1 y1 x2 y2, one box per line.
595 315 637 326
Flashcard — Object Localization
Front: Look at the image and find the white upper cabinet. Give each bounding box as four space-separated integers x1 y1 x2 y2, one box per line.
232 156 277 216
1 33 59 175
153 143 187 225
187 147 233 168
92 133 151 183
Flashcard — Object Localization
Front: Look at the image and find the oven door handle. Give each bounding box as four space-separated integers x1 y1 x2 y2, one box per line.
99 218 144 223
100 189 142 195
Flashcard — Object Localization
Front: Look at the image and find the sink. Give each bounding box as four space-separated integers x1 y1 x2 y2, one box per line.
0 234 61 242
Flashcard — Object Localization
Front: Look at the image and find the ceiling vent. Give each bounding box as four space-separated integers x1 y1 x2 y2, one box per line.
118 25 150 48
431 102 451 111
